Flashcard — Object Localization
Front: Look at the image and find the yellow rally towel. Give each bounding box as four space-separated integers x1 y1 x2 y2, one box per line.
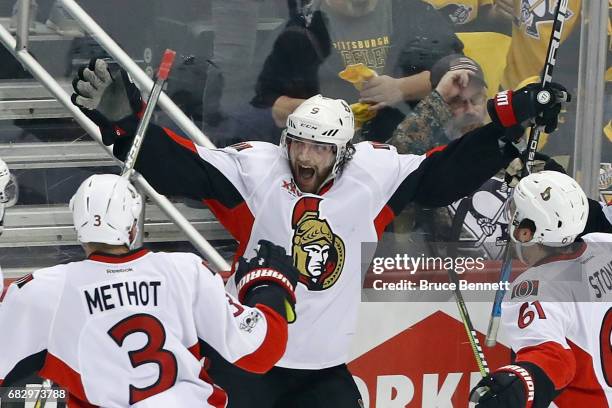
604 120 612 143
339 64 378 128
350 102 377 129
338 63 377 90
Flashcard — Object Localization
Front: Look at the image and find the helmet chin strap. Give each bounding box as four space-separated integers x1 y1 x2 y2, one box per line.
316 147 345 193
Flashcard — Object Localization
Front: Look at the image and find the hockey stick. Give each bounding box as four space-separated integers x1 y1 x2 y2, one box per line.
33 378 53 408
484 0 570 347
122 49 176 177
447 268 490 378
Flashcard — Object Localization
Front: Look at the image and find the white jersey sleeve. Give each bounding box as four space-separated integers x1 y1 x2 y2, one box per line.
0 270 63 385
192 259 288 373
351 142 425 208
193 142 284 206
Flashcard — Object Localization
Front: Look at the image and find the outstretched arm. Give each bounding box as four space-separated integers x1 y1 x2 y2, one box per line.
392 82 570 211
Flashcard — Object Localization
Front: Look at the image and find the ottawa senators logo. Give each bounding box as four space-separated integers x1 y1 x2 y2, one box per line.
517 0 573 39
540 186 552 201
511 280 540 299
291 197 345 290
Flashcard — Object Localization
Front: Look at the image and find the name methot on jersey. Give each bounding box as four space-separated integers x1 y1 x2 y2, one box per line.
81 267 163 315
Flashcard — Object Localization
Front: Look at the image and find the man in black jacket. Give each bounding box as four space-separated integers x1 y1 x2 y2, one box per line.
249 0 463 144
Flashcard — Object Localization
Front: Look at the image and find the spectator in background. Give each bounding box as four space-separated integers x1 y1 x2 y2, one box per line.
493 0 582 160
497 0 581 91
386 55 501 254
387 54 612 258
423 0 513 97
244 0 463 145
200 0 262 137
388 54 488 154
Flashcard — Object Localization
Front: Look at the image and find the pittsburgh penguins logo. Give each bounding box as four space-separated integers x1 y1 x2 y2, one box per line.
291 197 345 291
517 0 573 39
439 4 473 25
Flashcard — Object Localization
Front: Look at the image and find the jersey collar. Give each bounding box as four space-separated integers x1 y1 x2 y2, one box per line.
88 247 150 264
533 242 587 268
317 179 334 195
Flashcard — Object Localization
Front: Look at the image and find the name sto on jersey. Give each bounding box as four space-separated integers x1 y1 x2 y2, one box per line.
471 171 612 408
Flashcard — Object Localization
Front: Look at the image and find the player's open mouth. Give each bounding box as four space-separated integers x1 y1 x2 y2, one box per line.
297 165 315 181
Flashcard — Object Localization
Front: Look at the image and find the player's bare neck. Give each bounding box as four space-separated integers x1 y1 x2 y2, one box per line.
82 242 130 257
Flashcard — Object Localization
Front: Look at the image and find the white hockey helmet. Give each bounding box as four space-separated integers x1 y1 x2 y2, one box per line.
508 171 588 246
281 94 355 178
0 158 18 208
70 174 143 248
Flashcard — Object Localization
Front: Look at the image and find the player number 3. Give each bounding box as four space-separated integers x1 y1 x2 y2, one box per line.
108 313 178 404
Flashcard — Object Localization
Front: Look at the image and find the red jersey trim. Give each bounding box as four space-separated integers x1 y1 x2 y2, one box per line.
199 367 228 408
515 341 575 390
188 342 228 408
164 127 197 153
188 342 201 360
554 340 609 408
233 304 288 374
39 353 95 406
203 199 254 273
533 243 587 268
318 180 334 196
426 145 447 157
373 205 395 240
88 248 150 264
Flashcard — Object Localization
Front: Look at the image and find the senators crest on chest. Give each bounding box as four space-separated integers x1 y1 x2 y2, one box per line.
290 197 345 291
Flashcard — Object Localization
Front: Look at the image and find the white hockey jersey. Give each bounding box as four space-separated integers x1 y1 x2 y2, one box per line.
0 249 287 407
110 119 515 369
501 233 612 407
201 141 427 368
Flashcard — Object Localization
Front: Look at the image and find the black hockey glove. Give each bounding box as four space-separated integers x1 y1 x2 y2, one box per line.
504 152 566 187
234 240 299 323
71 58 142 145
471 362 557 408
471 365 535 408
487 83 570 140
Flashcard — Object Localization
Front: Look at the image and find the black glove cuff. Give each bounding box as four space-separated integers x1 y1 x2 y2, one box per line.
244 284 290 321
515 361 558 408
110 113 141 157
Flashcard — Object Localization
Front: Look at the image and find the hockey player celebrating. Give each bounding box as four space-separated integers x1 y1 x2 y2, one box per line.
471 171 612 407
71 59 568 407
0 174 298 407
